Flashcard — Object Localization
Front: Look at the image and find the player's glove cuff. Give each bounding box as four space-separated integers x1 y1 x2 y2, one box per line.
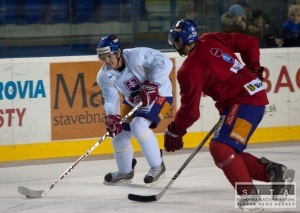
105 115 122 137
140 81 159 107
254 66 264 81
164 122 186 152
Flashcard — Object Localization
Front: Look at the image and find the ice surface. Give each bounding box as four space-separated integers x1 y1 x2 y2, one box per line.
1 142 299 213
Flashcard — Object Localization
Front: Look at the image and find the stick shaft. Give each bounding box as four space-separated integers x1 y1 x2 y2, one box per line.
128 122 218 202
156 123 218 199
48 101 142 193
18 102 142 198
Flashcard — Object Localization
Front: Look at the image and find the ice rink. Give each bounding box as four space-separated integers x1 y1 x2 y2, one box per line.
1 141 299 213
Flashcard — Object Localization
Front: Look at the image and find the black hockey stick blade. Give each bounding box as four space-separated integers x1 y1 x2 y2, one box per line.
128 194 157 202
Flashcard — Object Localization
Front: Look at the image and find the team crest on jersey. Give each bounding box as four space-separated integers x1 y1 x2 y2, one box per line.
210 48 223 57
123 77 141 92
222 53 234 63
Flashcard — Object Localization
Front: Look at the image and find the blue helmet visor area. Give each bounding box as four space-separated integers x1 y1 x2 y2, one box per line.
168 32 177 45
168 27 182 45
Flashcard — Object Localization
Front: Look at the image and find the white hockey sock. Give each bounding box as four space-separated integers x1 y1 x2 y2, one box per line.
130 117 162 168
112 130 133 174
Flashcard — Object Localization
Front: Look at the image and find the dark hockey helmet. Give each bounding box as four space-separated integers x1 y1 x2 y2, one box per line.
96 34 121 55
168 19 198 46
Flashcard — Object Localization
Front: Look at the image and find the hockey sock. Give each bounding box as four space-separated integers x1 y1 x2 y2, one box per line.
112 130 134 174
130 117 162 168
209 141 254 194
240 152 270 182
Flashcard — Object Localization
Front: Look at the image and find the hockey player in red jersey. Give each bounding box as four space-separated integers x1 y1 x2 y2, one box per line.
164 19 295 212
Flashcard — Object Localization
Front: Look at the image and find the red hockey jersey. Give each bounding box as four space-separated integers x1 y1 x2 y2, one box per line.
174 33 269 132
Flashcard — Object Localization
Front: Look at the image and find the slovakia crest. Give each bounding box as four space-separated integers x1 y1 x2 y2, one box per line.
123 77 141 92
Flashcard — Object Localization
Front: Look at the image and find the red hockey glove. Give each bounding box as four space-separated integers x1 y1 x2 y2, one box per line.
253 66 264 81
105 115 122 137
164 122 186 152
129 91 141 104
140 81 159 107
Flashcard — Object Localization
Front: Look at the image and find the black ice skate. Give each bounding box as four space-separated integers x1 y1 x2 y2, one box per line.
103 158 137 185
260 157 295 196
144 161 166 188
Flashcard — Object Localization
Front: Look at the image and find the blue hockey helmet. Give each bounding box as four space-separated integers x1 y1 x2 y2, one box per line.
96 34 121 55
168 19 199 46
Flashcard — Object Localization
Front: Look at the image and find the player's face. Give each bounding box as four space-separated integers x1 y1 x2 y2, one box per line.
99 52 118 69
174 38 187 56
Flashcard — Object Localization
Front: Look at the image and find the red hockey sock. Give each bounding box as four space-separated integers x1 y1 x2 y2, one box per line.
209 142 253 192
240 152 270 182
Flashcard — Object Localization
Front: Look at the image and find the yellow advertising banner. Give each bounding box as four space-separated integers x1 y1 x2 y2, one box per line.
50 59 176 141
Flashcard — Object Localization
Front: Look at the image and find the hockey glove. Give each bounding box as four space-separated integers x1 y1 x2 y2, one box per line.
129 91 141 104
253 66 264 82
140 81 159 107
164 122 186 152
105 115 122 137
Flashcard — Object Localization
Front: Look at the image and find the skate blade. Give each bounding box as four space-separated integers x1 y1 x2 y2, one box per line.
283 169 295 183
145 173 166 188
103 179 132 186
272 169 295 200
242 205 264 213
278 169 295 194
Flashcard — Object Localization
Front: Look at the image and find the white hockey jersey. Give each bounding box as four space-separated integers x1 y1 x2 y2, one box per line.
96 47 173 115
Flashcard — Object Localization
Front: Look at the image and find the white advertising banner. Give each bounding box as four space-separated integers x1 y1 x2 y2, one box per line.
259 49 300 127
0 61 51 145
0 49 299 147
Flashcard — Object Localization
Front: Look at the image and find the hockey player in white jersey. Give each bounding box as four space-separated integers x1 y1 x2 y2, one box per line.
96 34 173 187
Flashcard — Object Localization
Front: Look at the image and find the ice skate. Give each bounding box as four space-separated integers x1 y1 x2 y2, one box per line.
103 158 137 185
241 203 264 213
260 157 295 196
144 161 166 188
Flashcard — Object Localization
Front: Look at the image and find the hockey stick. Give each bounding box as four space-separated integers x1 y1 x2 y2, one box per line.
18 101 143 199
128 123 218 202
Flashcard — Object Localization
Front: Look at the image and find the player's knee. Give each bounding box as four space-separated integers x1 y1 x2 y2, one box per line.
209 141 236 168
112 130 132 151
130 117 152 141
